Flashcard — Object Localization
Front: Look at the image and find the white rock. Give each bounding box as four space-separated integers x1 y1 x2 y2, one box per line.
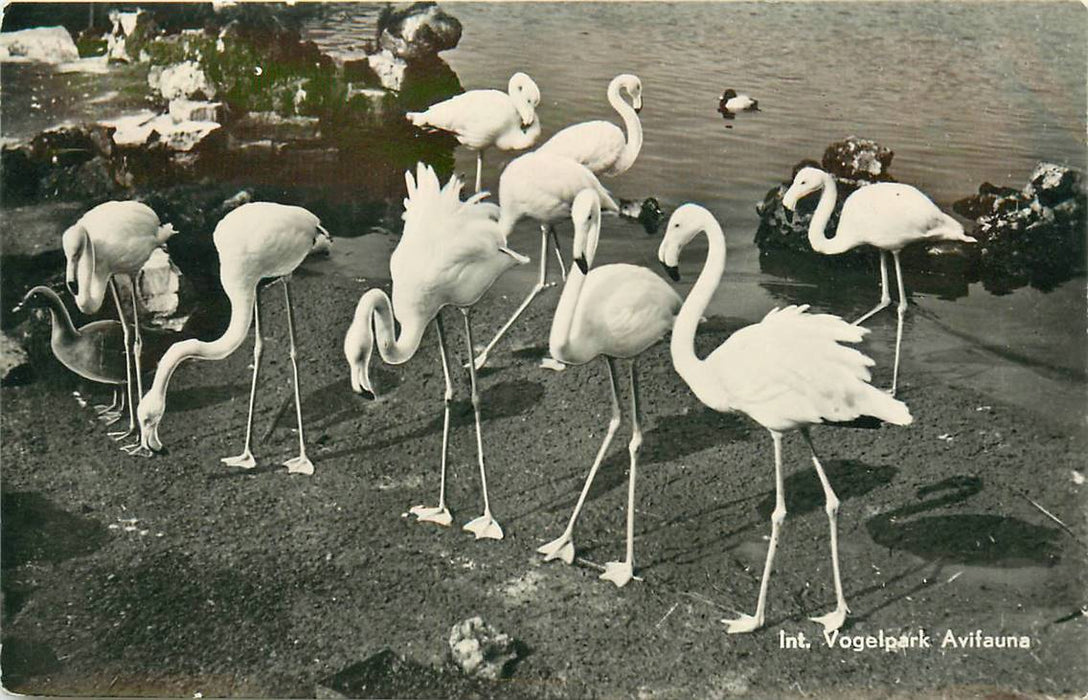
150 61 216 101
104 111 220 151
447 616 518 680
107 10 145 62
0 27 79 64
169 99 223 124
366 50 406 92
138 248 181 317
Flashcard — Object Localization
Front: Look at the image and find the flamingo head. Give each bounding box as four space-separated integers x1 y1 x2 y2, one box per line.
344 294 378 399
61 223 106 314
509 72 541 127
570 189 602 274
617 74 643 114
782 166 827 211
136 391 165 454
658 203 711 282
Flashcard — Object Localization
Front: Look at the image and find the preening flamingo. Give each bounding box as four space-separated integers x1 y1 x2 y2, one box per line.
538 74 643 177
344 163 529 540
471 150 619 370
62 200 175 444
658 203 913 634
782 166 975 395
406 72 542 193
136 202 330 475
536 190 680 587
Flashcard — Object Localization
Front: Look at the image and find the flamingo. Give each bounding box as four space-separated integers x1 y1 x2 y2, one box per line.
657 203 913 634
536 190 680 587
718 89 759 117
406 72 542 193
470 150 619 370
538 74 643 177
781 166 975 395
135 202 330 475
344 163 529 540
62 200 175 444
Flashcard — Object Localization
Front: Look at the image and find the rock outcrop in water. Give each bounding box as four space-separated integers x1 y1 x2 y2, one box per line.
953 162 1086 294
755 137 898 264
378 2 463 60
0 27 80 63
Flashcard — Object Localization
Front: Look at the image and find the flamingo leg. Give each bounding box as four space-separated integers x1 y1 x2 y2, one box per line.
107 279 137 442
460 308 504 540
221 295 262 469
97 387 124 423
281 279 315 475
94 387 120 414
724 430 786 634
550 225 567 282
471 224 552 370
409 314 454 527
119 275 147 453
890 251 907 397
601 360 641 588
474 150 483 194
802 429 850 634
853 251 891 326
538 357 622 564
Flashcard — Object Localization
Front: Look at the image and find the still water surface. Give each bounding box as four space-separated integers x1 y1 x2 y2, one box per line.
305 2 1086 429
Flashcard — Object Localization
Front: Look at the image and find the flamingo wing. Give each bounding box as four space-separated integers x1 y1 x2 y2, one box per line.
705 305 911 431
839 184 967 249
539 121 626 174
571 265 681 359
408 90 518 150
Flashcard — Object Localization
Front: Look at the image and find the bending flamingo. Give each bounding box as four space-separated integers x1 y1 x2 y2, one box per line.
62 200 175 444
407 72 542 193
344 163 529 540
136 202 330 475
537 190 680 587
782 166 974 395
538 74 643 177
471 150 619 370
658 203 912 634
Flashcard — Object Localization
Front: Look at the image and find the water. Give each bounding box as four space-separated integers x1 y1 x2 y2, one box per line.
303 2 1086 430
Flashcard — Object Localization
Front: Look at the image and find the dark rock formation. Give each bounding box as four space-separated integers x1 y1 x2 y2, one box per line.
954 162 1086 294
377 2 462 60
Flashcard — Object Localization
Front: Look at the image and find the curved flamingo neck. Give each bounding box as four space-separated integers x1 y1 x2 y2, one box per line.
32 287 78 345
549 216 599 358
351 288 430 390
671 214 727 394
146 282 255 406
806 172 852 255
608 81 642 174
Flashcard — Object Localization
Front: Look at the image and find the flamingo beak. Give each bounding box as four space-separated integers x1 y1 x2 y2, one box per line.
661 261 681 282
67 279 79 297
574 256 589 275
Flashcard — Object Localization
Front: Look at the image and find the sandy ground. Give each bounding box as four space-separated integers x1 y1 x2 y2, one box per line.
2 209 1087 698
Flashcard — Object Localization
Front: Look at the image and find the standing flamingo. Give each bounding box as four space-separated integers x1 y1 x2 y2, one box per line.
536 190 680 587
62 200 175 444
135 202 330 475
344 163 529 540
782 166 975 395
406 72 542 193
658 203 912 634
471 150 619 370
538 74 643 177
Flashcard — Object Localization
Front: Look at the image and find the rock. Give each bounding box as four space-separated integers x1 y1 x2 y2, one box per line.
821 136 895 182
107 112 222 152
954 162 1085 293
230 112 322 143
377 2 462 60
447 616 519 680
367 50 407 92
137 248 185 329
149 61 216 101
169 99 223 124
0 27 79 64
1 332 33 386
107 9 157 63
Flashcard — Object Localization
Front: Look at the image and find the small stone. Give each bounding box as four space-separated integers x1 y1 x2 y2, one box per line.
150 61 216 101
169 99 223 124
447 616 519 680
0 332 32 386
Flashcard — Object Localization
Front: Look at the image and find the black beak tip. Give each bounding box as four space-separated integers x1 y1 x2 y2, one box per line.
783 207 794 224
660 262 681 282
574 256 589 275
66 281 78 297
355 387 377 401
634 105 643 114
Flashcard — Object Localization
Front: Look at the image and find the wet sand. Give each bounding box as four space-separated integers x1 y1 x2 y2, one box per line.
2 212 1086 698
